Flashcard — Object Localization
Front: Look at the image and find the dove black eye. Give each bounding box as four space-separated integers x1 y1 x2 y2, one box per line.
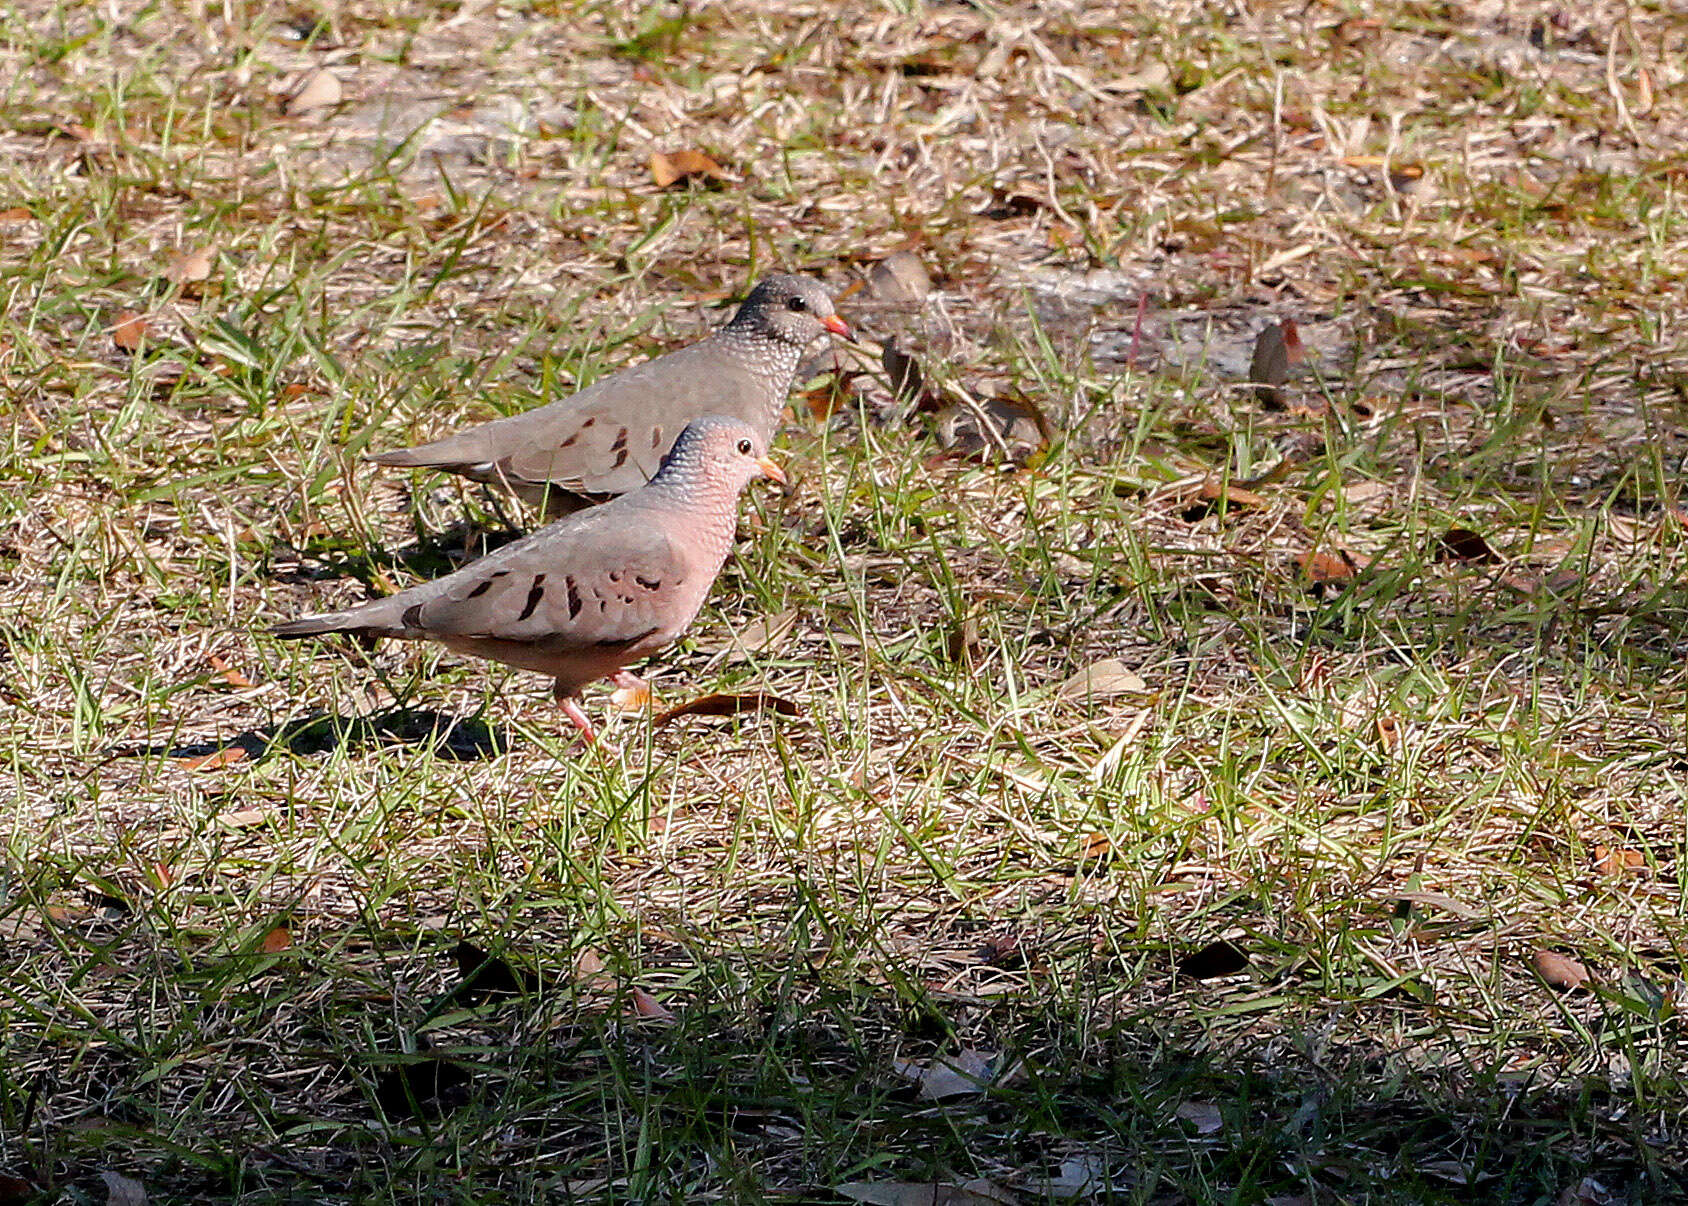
786 296 806 311
736 438 752 455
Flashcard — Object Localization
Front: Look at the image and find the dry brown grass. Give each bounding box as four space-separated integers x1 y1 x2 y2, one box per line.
2 1 1687 1201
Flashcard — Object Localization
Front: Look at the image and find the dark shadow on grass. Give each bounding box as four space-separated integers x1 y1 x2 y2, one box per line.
269 519 529 589
119 707 510 764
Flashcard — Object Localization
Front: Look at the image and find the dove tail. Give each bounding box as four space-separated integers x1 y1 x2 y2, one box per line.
272 612 362 639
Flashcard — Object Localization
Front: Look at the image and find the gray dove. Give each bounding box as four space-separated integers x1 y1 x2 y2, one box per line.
273 415 785 742
369 274 848 514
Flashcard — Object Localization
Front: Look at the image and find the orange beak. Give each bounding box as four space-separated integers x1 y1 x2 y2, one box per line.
756 456 787 486
821 314 851 339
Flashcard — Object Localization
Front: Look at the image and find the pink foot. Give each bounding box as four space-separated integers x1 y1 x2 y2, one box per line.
558 695 598 745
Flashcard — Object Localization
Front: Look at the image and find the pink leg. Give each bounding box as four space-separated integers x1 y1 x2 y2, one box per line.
612 671 648 692
557 695 598 744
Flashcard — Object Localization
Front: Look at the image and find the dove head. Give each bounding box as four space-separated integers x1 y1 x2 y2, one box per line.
655 415 786 494
729 273 850 347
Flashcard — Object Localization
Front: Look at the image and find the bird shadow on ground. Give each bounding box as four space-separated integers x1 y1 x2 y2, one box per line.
119 706 511 765
271 517 530 589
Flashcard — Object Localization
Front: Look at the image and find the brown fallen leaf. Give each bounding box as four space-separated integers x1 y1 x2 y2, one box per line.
609 678 652 713
649 148 730 188
1531 949 1591 992
101 1170 148 1206
164 246 214 287
654 691 802 726
839 1180 1018 1206
1593 845 1645 876
180 746 249 772
893 1048 1023 1100
112 310 148 353
1058 658 1147 702
709 608 799 663
260 925 293 953
1177 939 1250 979
944 613 981 666
627 986 675 1022
1436 526 1502 565
981 188 1043 218
1179 477 1266 521
1375 714 1400 752
882 335 927 405
1249 321 1291 409
1297 547 1366 593
0 207 33 224
213 806 271 828
933 391 1051 464
449 940 536 1002
1174 1100 1224 1135
208 653 255 689
868 250 932 302
282 68 342 116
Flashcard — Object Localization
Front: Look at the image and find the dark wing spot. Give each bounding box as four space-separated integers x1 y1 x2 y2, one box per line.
650 425 664 450
467 580 493 598
611 448 628 469
610 427 628 452
635 576 661 591
559 432 579 449
565 577 583 619
402 603 425 628
490 569 510 578
608 570 621 582
517 575 547 622
579 417 596 429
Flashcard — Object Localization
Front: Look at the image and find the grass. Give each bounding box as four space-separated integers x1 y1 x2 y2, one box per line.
2 0 1687 1202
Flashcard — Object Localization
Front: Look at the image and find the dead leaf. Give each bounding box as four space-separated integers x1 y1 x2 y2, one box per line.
627 987 675 1022
649 148 730 188
1174 1100 1224 1135
981 188 1044 219
1436 527 1502 565
112 310 148 353
711 609 799 663
1594 846 1645 876
1178 477 1266 521
654 691 802 726
180 746 249 772
0 207 33 224
933 392 1052 463
609 678 652 713
1555 1175 1616 1206
572 947 614 990
213 806 271 828
882 335 927 405
208 653 255 689
945 613 981 666
1297 547 1367 593
1375 714 1400 752
282 68 342 116
839 1180 1019 1206
893 1048 1023 1100
1019 1155 1102 1200
260 925 293 953
449 940 535 1001
1249 321 1292 408
164 246 214 286
1532 949 1591 992
1059 658 1147 701
1177 939 1250 979
101 1170 148 1206
869 251 932 302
